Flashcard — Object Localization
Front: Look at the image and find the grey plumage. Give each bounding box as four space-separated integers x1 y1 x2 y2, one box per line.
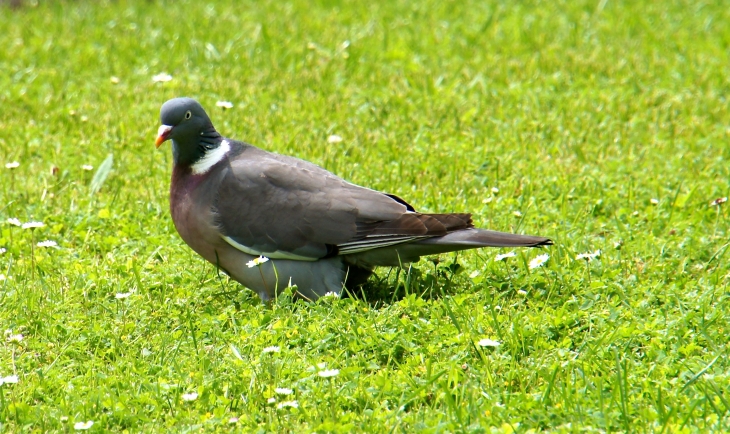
156 97 552 301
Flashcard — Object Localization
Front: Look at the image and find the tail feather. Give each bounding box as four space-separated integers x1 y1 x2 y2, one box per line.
346 228 552 267
416 228 552 248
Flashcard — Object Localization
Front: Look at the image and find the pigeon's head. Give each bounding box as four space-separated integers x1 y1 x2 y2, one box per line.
156 98 222 167
155 98 213 148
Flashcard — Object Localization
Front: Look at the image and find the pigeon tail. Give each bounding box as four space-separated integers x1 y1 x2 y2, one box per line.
346 228 551 267
416 228 552 248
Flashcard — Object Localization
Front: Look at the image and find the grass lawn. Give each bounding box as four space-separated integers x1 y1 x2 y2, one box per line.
1 0 729 431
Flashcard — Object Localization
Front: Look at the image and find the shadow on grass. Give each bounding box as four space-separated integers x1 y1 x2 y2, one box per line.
1 0 30 9
209 257 522 308
342 259 472 306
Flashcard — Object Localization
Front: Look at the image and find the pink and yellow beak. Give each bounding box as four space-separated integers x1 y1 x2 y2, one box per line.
155 125 173 148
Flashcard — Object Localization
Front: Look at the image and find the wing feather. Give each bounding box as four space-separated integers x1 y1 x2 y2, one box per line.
213 144 474 261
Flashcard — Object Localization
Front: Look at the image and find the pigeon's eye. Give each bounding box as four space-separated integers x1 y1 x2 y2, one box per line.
184 110 192 120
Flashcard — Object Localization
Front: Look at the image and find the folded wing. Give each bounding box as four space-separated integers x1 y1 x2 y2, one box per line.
212 146 475 260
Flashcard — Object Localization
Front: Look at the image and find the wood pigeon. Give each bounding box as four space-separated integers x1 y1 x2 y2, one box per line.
155 97 552 301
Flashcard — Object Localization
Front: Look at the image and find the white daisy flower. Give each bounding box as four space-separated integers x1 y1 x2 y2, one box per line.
82 165 94 171
36 240 58 248
181 392 198 401
73 421 94 430
327 134 343 143
491 187 499 194
115 291 133 299
0 248 6 254
477 338 501 347
318 369 340 378
275 387 293 395
513 210 522 218
246 256 270 268
0 275 6 281
228 417 239 424
110 76 120 84
322 291 340 298
216 101 234 109
22 221 44 229
494 251 516 261
0 375 19 385
575 250 601 261
5 161 19 169
7 334 23 343
6 218 21 227
152 73 173 82
277 400 299 409
262 346 280 353
267 397 277 404
650 198 659 205
529 254 549 269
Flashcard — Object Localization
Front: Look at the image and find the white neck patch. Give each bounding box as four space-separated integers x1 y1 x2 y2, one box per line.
191 140 230 175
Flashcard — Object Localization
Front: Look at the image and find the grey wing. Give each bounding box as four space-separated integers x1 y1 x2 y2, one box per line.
213 150 412 260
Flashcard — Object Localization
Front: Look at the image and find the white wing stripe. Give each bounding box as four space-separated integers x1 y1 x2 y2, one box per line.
225 233 431 259
222 235 318 261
